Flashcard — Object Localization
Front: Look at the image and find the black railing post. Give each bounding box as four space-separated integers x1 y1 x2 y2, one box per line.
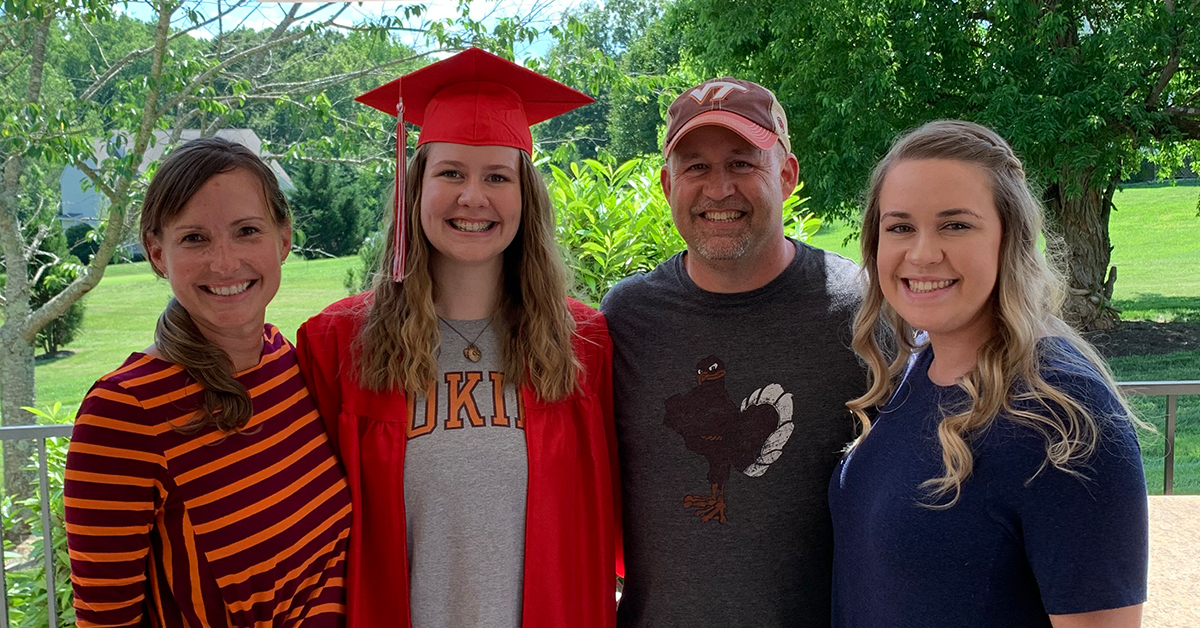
37 438 56 627
1165 395 1177 496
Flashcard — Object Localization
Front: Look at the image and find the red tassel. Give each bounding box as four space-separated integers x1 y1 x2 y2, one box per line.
393 98 407 282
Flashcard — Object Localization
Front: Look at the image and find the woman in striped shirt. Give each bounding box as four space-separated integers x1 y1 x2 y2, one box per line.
65 138 352 628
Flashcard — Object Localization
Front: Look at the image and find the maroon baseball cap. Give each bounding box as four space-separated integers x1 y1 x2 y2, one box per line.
663 77 791 157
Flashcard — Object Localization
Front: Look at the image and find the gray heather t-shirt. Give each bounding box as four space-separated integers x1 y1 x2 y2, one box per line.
404 318 527 628
600 240 865 628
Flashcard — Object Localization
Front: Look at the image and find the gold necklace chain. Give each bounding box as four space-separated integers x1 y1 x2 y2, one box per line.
438 316 494 363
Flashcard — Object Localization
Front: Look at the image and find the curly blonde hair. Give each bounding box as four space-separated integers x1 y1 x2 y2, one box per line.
847 120 1136 508
355 144 581 401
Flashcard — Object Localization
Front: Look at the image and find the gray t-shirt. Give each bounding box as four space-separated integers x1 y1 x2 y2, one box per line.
600 240 865 628
404 318 527 628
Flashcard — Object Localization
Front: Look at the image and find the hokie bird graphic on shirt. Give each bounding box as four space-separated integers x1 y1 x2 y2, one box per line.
664 355 795 523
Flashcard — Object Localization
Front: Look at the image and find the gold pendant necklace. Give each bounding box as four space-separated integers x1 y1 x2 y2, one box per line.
439 316 493 363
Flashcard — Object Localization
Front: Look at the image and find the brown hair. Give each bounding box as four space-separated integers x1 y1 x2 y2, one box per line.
356 143 581 400
140 137 291 432
848 120 1137 507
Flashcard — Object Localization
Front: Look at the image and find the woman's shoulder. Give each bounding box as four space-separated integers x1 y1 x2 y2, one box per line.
76 352 185 431
311 292 373 322
298 293 372 343
92 351 184 392
566 298 610 343
1033 337 1122 413
983 337 1138 462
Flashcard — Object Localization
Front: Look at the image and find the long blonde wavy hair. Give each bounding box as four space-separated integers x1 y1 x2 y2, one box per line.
355 143 581 400
847 120 1136 508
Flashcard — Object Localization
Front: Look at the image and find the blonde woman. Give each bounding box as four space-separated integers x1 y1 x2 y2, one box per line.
829 120 1148 627
295 49 618 628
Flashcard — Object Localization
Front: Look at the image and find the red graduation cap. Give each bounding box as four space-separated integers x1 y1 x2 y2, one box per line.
356 47 593 281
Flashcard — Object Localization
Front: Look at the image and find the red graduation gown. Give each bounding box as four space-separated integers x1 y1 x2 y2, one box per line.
295 293 619 628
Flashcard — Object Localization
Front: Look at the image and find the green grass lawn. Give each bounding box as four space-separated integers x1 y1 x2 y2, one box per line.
27 256 358 415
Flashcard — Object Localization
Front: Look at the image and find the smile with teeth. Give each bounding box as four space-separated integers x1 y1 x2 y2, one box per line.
449 218 496 232
702 210 744 222
203 281 254 296
906 279 956 293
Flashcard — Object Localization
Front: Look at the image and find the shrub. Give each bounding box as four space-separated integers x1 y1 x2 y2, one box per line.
63 224 98 265
31 260 86 356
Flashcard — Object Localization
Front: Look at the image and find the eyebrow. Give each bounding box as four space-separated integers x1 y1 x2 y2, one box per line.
432 159 518 173
881 208 983 220
674 147 760 161
170 217 265 231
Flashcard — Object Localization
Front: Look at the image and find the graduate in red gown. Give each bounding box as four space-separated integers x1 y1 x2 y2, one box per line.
295 48 620 628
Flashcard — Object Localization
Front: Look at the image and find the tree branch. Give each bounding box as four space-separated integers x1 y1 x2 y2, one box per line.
232 50 437 95
79 18 111 69
171 107 202 143
1165 106 1200 140
329 22 429 34
72 160 119 203
1182 87 1200 107
203 112 230 137
28 249 59 287
161 4 349 113
26 223 50 257
79 0 251 102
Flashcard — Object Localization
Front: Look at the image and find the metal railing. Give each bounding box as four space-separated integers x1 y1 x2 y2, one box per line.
0 424 72 628
1118 380 1200 496
0 381 1196 626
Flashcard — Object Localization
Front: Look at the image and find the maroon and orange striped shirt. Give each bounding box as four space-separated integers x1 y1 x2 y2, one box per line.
65 325 351 628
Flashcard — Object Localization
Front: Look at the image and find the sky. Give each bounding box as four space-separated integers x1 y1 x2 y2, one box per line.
119 0 585 59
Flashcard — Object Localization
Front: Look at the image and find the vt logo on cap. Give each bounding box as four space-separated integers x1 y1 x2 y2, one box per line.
663 77 791 158
688 81 750 104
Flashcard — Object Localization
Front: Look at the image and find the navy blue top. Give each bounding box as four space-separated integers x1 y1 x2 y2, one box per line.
829 339 1148 627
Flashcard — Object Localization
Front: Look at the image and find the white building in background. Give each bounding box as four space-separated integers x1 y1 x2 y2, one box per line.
59 128 294 229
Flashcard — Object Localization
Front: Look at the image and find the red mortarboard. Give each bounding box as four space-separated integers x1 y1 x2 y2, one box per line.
357 48 593 281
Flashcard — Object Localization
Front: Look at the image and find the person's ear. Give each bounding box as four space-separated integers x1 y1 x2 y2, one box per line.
279 223 292 264
780 151 799 196
146 234 166 277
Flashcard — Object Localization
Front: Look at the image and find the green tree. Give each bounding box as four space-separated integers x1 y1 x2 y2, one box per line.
288 161 364 258
31 260 85 356
533 0 693 163
64 223 97 264
674 0 1200 330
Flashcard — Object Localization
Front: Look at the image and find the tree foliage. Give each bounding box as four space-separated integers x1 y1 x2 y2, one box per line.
674 0 1200 329
531 0 697 163
288 160 385 259
31 259 85 356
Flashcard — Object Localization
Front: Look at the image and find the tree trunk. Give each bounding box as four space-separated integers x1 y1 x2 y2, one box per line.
0 333 38 506
1043 168 1121 331
0 14 54 510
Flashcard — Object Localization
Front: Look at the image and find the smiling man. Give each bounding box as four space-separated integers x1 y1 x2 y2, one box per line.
600 78 867 627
